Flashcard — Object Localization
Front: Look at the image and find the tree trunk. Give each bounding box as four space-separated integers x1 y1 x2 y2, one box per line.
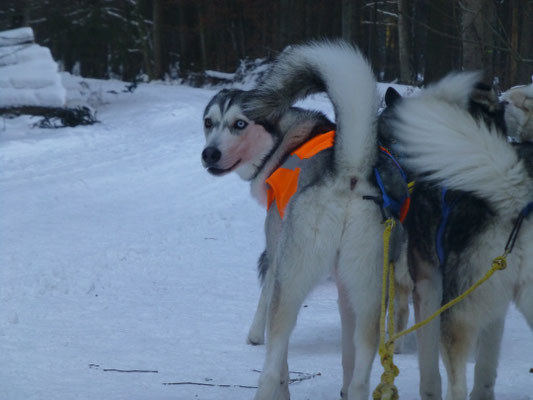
135 0 153 79
341 0 354 42
279 0 290 49
461 0 495 82
152 0 164 79
509 0 519 86
196 0 207 72
461 0 484 71
424 0 456 84
177 1 189 73
397 0 412 83
517 0 533 85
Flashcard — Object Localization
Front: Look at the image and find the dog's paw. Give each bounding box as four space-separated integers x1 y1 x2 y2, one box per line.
247 323 265 345
254 373 287 400
246 333 265 346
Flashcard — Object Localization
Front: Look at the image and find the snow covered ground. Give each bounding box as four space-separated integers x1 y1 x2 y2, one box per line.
1 78 531 400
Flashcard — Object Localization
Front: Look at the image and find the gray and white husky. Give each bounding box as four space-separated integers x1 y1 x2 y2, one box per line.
201 40 412 400
387 74 533 400
201 87 335 347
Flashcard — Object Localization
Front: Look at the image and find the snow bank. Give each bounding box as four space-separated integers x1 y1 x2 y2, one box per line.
0 27 34 46
0 27 65 108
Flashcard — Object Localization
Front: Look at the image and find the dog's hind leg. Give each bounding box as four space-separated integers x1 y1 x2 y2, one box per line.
441 319 477 400
346 290 381 400
393 282 411 354
469 314 505 400
348 302 379 400
336 242 382 400
413 255 443 400
394 249 412 354
337 280 356 398
515 268 533 332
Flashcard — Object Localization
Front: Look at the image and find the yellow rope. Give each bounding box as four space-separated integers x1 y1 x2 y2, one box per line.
372 218 509 400
372 218 399 400
388 250 508 345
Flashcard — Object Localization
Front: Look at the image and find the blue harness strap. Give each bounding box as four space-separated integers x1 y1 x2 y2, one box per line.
521 202 533 218
436 187 462 266
371 147 410 222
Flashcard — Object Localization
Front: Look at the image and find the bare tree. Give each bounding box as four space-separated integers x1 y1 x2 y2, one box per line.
397 0 412 83
341 0 354 42
517 0 533 84
424 0 458 84
461 0 495 81
152 0 163 79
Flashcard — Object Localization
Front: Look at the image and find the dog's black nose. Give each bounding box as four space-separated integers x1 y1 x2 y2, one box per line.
202 146 221 164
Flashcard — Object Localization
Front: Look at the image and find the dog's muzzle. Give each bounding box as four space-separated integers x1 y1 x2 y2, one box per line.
202 146 241 176
202 146 221 165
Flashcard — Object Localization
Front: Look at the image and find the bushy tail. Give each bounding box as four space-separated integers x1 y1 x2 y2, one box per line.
392 73 532 215
246 40 378 174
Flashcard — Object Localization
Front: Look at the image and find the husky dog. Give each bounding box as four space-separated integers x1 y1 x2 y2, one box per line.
202 88 335 346
386 74 533 400
202 40 412 400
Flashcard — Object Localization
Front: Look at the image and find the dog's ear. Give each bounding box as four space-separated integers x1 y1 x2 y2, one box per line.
385 87 402 107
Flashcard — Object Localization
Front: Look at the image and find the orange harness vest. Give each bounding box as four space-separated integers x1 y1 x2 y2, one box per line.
266 130 335 218
265 130 411 222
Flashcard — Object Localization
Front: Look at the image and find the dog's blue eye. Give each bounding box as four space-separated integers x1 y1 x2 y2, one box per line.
234 120 248 129
204 118 213 129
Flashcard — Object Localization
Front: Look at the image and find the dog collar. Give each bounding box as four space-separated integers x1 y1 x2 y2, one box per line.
266 130 335 218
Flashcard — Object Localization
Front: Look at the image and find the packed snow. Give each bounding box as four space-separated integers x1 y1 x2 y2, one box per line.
1 77 531 400
0 27 65 108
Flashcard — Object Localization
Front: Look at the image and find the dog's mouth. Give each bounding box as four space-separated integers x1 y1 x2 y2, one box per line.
207 159 241 176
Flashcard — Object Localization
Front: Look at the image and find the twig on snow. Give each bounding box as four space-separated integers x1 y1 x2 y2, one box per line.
103 368 159 373
162 381 257 389
163 369 321 389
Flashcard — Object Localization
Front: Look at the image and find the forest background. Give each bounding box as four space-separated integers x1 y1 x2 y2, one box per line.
1 0 532 89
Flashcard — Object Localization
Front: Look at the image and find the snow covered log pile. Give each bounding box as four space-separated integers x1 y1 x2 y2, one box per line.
0 27 66 108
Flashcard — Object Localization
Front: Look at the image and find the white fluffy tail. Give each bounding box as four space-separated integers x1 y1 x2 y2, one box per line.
393 89 533 216
246 40 378 174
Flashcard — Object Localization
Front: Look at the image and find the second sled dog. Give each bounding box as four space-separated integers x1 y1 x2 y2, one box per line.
387 74 533 400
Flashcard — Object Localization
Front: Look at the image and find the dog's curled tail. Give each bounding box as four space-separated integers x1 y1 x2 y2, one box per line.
246 40 378 173
392 84 532 216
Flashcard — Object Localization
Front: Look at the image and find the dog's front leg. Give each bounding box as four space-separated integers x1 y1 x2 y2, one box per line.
248 262 271 345
254 278 293 400
254 276 316 400
254 259 330 398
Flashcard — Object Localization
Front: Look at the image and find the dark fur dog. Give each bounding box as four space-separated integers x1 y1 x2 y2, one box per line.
382 74 533 400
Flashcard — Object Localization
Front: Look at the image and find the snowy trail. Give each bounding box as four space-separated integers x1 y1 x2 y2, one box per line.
1 80 531 400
